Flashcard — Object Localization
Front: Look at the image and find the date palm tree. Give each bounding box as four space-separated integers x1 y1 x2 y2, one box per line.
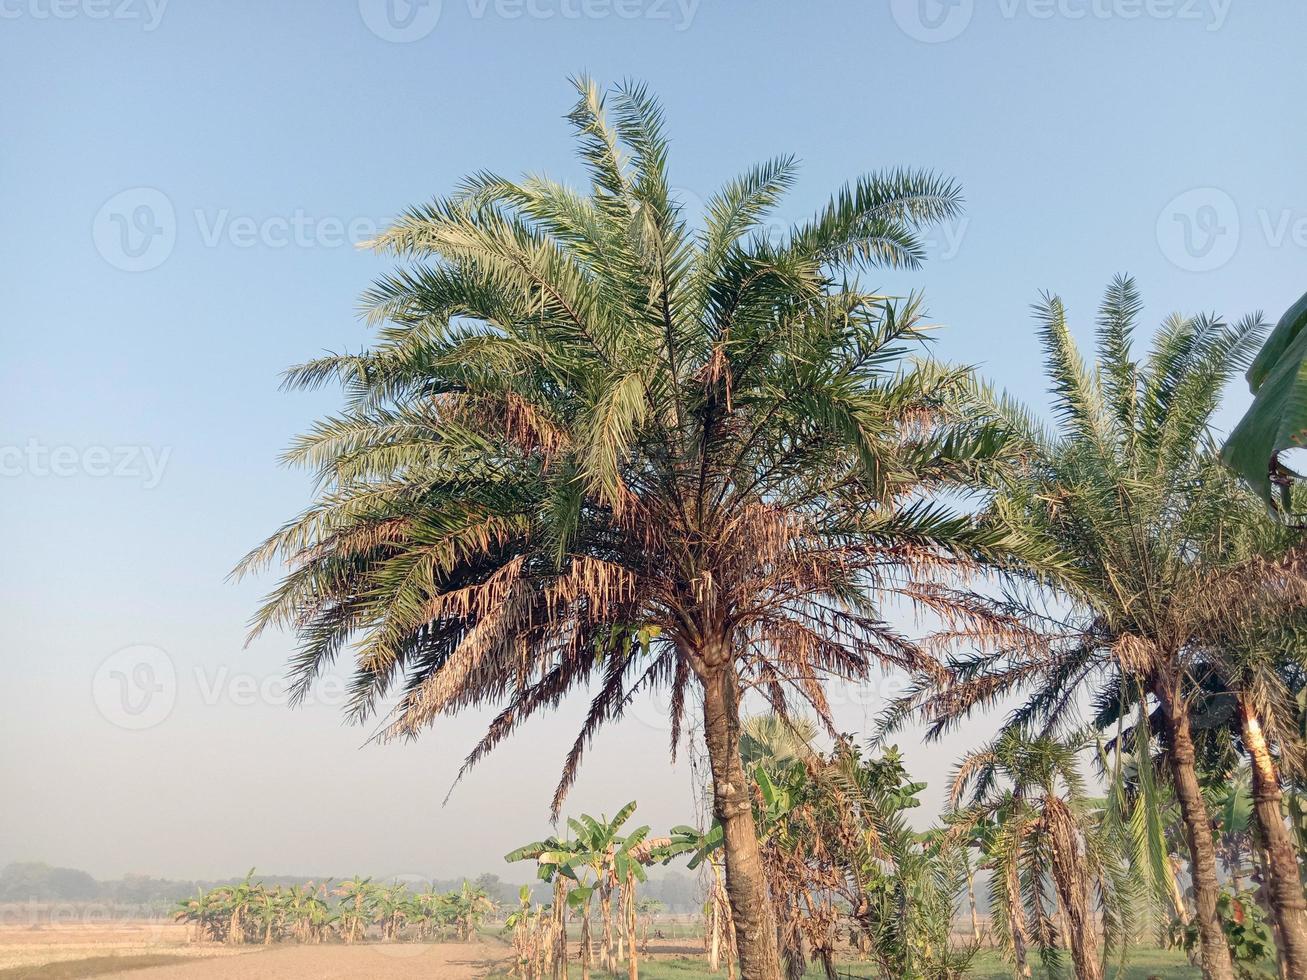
949 729 1136 980
1190 565 1307 978
1095 434 1307 975
237 77 1032 980
887 276 1278 980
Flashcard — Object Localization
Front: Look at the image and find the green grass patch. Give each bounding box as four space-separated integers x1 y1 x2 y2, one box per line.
964 948 1198 979
497 947 1201 980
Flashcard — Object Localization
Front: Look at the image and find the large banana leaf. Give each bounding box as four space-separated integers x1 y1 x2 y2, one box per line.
1223 289 1307 506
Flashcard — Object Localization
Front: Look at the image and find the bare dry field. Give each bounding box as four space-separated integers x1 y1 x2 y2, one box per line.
0 920 510 979
0 920 214 973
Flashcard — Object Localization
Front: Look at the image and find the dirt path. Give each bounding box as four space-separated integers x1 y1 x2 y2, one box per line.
109 942 508 979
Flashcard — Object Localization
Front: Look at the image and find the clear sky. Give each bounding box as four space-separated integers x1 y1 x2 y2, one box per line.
3 0 1305 882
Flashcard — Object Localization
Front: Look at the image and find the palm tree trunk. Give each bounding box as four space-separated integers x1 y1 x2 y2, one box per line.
699 660 782 980
1254 844 1291 980
1005 852 1033 980
1239 698 1307 978
1156 675 1235 980
1046 800 1103 980
966 860 982 944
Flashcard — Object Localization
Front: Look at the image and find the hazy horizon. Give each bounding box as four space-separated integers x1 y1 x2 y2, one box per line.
5 1 1305 884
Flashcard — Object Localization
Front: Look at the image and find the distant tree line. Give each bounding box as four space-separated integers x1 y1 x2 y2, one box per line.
0 862 699 915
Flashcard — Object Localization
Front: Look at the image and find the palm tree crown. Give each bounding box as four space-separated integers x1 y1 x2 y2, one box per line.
238 76 1018 803
237 76 1035 980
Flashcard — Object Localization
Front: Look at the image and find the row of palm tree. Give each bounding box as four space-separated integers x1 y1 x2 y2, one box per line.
882 278 1307 980
637 716 1300 980
512 728 1124 980
173 871 495 946
239 75 1307 980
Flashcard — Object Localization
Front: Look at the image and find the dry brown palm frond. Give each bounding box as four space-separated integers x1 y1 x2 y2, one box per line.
1111 634 1158 676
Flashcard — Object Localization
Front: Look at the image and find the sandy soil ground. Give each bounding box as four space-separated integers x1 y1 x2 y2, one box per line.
110 943 507 978
0 920 509 978
0 921 222 972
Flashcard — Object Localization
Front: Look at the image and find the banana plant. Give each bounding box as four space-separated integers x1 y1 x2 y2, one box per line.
252 885 285 945
222 869 259 946
504 885 541 978
613 825 652 980
567 802 639 975
1224 288 1307 509
651 825 733 975
374 882 411 941
173 889 225 943
507 835 581 979
334 876 376 945
451 880 497 942
564 881 597 980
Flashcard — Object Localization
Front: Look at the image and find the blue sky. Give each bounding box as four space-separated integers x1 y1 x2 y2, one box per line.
3 0 1305 880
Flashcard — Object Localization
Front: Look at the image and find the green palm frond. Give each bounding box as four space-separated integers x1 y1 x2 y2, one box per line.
242 77 1028 824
